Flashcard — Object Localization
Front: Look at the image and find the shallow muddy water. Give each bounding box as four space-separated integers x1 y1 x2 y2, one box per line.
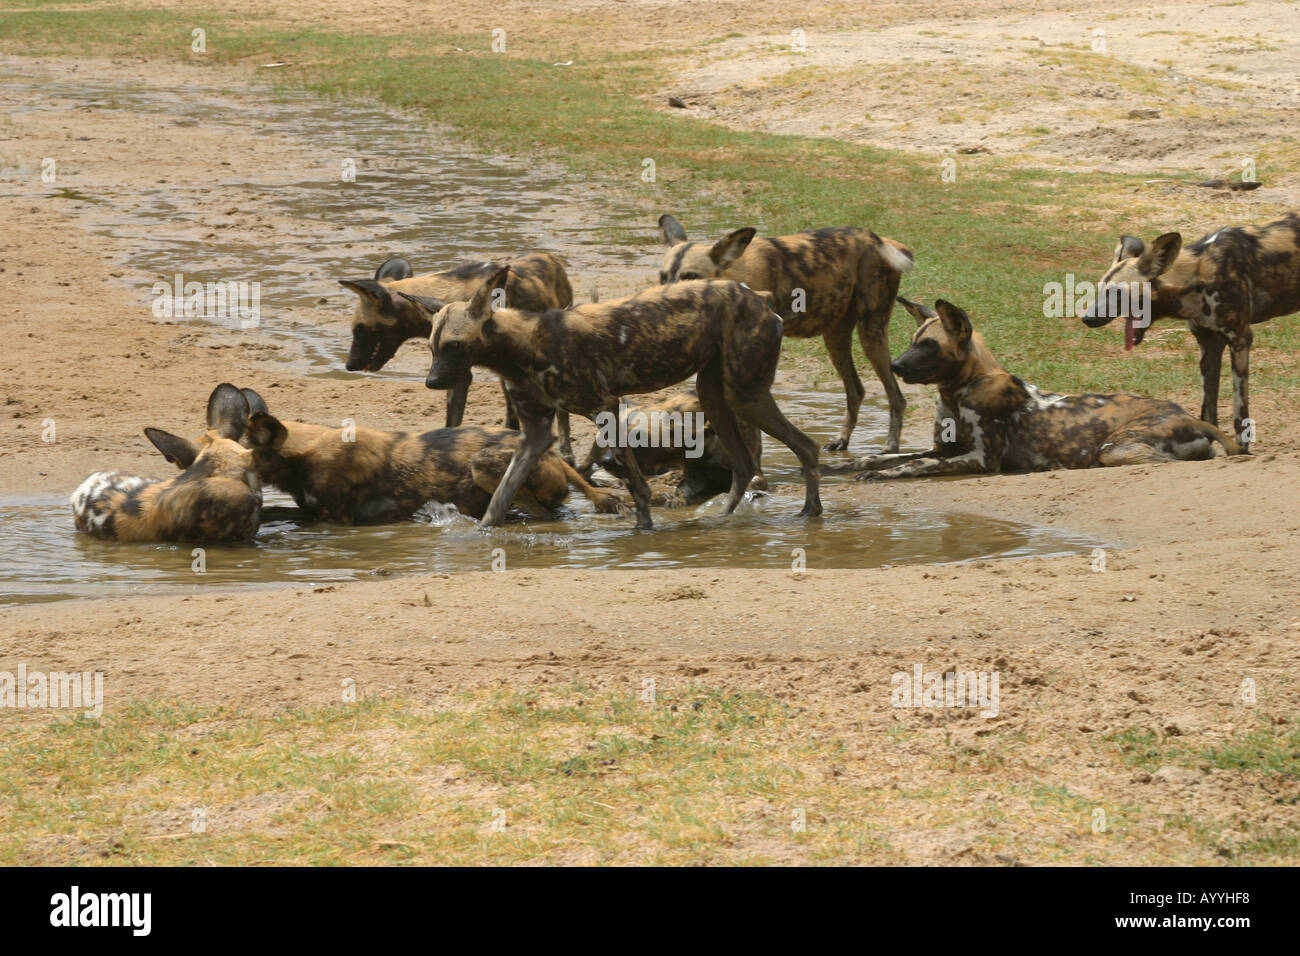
1 490 1098 605
0 64 1103 603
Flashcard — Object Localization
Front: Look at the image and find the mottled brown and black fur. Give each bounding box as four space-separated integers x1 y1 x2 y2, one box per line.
409 271 822 529
225 389 615 524
340 251 576 460
833 298 1241 480
1081 212 1300 451
71 384 263 542
657 215 915 452
584 389 766 505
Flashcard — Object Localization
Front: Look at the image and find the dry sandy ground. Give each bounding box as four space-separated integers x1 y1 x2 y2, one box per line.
1 7 1299 863
132 0 1300 177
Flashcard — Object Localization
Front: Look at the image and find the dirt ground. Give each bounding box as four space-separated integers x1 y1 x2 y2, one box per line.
2 3 1299 864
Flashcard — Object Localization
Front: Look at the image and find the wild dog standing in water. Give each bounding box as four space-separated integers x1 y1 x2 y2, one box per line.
210 389 616 524
583 389 766 505
1080 212 1300 451
339 252 576 460
832 298 1240 480
656 215 914 453
72 384 262 542
406 271 822 529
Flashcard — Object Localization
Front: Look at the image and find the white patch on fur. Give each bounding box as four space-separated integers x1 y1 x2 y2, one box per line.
1021 381 1067 411
881 243 914 274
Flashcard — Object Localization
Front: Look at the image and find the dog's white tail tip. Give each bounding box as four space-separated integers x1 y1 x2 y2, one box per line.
881 242 915 274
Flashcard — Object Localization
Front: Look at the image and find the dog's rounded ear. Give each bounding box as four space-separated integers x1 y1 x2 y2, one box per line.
207 383 251 440
1138 232 1182 277
659 213 688 246
144 427 199 469
933 300 973 343
374 256 414 281
396 291 446 315
896 296 938 326
1116 235 1145 262
468 267 511 317
240 388 270 417
245 412 288 453
709 227 757 269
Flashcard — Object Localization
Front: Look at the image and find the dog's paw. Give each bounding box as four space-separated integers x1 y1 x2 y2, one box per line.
589 491 625 514
822 437 850 452
854 470 882 482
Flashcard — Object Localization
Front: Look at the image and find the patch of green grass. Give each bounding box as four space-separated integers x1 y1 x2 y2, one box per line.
1104 718 1300 777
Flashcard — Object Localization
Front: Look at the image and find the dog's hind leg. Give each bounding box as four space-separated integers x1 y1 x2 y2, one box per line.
732 390 823 518
857 317 905 454
695 360 757 515
445 369 471 428
822 320 865 452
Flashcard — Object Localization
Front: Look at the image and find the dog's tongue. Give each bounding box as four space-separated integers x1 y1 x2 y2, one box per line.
1124 316 1136 351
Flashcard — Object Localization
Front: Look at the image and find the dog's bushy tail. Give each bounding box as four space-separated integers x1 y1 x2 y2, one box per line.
880 237 915 275
561 459 624 513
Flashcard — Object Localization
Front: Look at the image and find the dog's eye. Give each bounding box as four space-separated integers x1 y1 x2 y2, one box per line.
680 272 700 281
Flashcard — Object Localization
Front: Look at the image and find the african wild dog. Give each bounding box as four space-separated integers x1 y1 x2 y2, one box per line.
204 388 617 524
339 252 576 460
1081 212 1300 451
406 271 822 529
831 298 1240 480
584 389 767 505
656 215 914 453
72 384 262 542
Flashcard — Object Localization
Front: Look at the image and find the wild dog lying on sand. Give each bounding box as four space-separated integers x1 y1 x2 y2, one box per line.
72 384 262 542
583 389 767 505
408 272 822 529
656 215 914 453
1081 212 1300 451
339 252 576 460
204 388 616 524
832 298 1241 480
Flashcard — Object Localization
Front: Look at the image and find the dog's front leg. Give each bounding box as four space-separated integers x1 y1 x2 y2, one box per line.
1191 326 1226 426
858 451 993 480
1227 325 1253 452
605 404 653 530
822 450 934 475
479 408 555 528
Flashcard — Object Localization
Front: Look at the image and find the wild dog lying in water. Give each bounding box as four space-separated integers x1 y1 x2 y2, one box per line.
407 271 822 529
72 384 262 542
200 388 617 524
656 215 914 453
832 298 1241 480
1080 212 1300 451
583 389 767 505
339 252 576 461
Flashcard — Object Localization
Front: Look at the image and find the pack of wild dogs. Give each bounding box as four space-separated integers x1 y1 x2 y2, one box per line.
73 210 1300 543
